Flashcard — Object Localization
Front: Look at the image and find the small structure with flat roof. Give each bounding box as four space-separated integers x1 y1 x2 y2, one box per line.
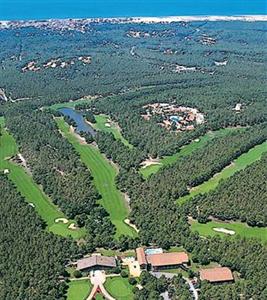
199 267 234 284
76 255 116 272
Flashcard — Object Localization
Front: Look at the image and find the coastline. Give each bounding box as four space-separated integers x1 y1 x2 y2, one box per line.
0 15 267 27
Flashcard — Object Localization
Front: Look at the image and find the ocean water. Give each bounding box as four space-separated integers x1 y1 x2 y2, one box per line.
0 0 266 20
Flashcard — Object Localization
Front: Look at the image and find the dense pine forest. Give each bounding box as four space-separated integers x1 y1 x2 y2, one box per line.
0 20 266 299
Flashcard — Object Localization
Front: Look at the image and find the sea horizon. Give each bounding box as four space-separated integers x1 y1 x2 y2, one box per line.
1 0 266 21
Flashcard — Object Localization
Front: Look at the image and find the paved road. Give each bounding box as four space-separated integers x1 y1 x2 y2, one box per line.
87 270 115 300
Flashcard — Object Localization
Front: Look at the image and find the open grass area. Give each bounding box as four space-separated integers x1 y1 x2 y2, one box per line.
93 114 133 149
140 128 237 179
97 248 136 257
104 277 134 300
56 118 137 238
190 219 267 242
49 97 93 110
178 140 267 205
67 280 92 300
0 122 85 239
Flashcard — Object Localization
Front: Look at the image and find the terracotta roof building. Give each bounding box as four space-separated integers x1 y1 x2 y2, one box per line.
136 247 147 268
200 267 234 284
146 252 189 271
76 256 116 271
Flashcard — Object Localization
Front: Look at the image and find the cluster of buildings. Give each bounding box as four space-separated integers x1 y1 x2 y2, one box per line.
200 35 217 45
74 247 234 285
22 56 92 72
141 102 205 131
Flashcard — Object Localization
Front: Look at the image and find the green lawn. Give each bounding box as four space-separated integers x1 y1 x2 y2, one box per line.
67 280 92 300
93 114 133 149
104 277 134 300
178 140 267 204
56 118 137 238
49 97 93 110
0 122 85 239
140 128 238 179
190 219 267 242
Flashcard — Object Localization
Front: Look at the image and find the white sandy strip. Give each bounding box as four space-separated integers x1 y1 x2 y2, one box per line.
55 218 68 224
68 223 77 230
213 227 235 235
124 218 139 233
140 158 162 168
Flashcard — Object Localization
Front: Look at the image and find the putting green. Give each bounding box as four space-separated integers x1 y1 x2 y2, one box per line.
56 118 137 238
140 128 238 179
93 114 133 149
178 140 267 204
0 120 85 239
190 219 267 242
49 97 93 110
104 277 134 300
67 280 92 300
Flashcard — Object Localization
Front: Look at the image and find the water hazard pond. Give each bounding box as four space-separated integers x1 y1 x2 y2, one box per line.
58 107 96 136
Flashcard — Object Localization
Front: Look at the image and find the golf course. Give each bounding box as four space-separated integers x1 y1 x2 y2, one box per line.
56 118 137 238
93 114 133 148
178 140 267 205
190 219 267 242
140 127 239 178
0 118 84 239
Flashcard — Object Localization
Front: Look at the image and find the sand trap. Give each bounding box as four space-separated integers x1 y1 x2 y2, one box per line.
213 227 235 235
105 123 111 127
124 219 139 233
68 223 77 230
140 158 162 169
55 218 68 224
28 202 35 208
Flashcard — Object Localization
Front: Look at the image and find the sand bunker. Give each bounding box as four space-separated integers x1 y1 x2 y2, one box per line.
55 218 68 224
124 219 139 233
68 223 77 230
140 158 162 169
213 227 235 235
105 123 111 127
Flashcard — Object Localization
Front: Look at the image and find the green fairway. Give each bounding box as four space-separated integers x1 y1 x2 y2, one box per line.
104 277 134 300
56 118 137 238
93 114 133 149
178 140 267 204
49 97 93 110
0 122 85 239
140 128 238 179
67 280 92 300
190 219 267 242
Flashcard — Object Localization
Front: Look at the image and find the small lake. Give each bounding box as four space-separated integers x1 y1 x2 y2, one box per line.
58 107 96 136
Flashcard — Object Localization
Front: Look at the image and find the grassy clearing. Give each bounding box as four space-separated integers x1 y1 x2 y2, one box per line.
67 280 92 300
140 128 237 179
0 122 84 239
97 248 135 257
190 219 267 242
56 118 137 238
49 97 93 110
93 114 133 149
178 140 267 205
104 277 134 300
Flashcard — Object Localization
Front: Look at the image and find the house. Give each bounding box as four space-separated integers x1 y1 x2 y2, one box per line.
76 255 116 272
199 267 234 284
146 252 189 271
136 247 147 269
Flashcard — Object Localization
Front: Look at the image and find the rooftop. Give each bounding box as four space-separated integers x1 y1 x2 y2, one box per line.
146 252 189 267
136 247 147 265
200 267 234 283
77 255 116 270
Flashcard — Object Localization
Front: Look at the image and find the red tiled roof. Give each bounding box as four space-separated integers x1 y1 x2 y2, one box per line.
200 267 234 283
136 247 147 265
146 252 189 267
